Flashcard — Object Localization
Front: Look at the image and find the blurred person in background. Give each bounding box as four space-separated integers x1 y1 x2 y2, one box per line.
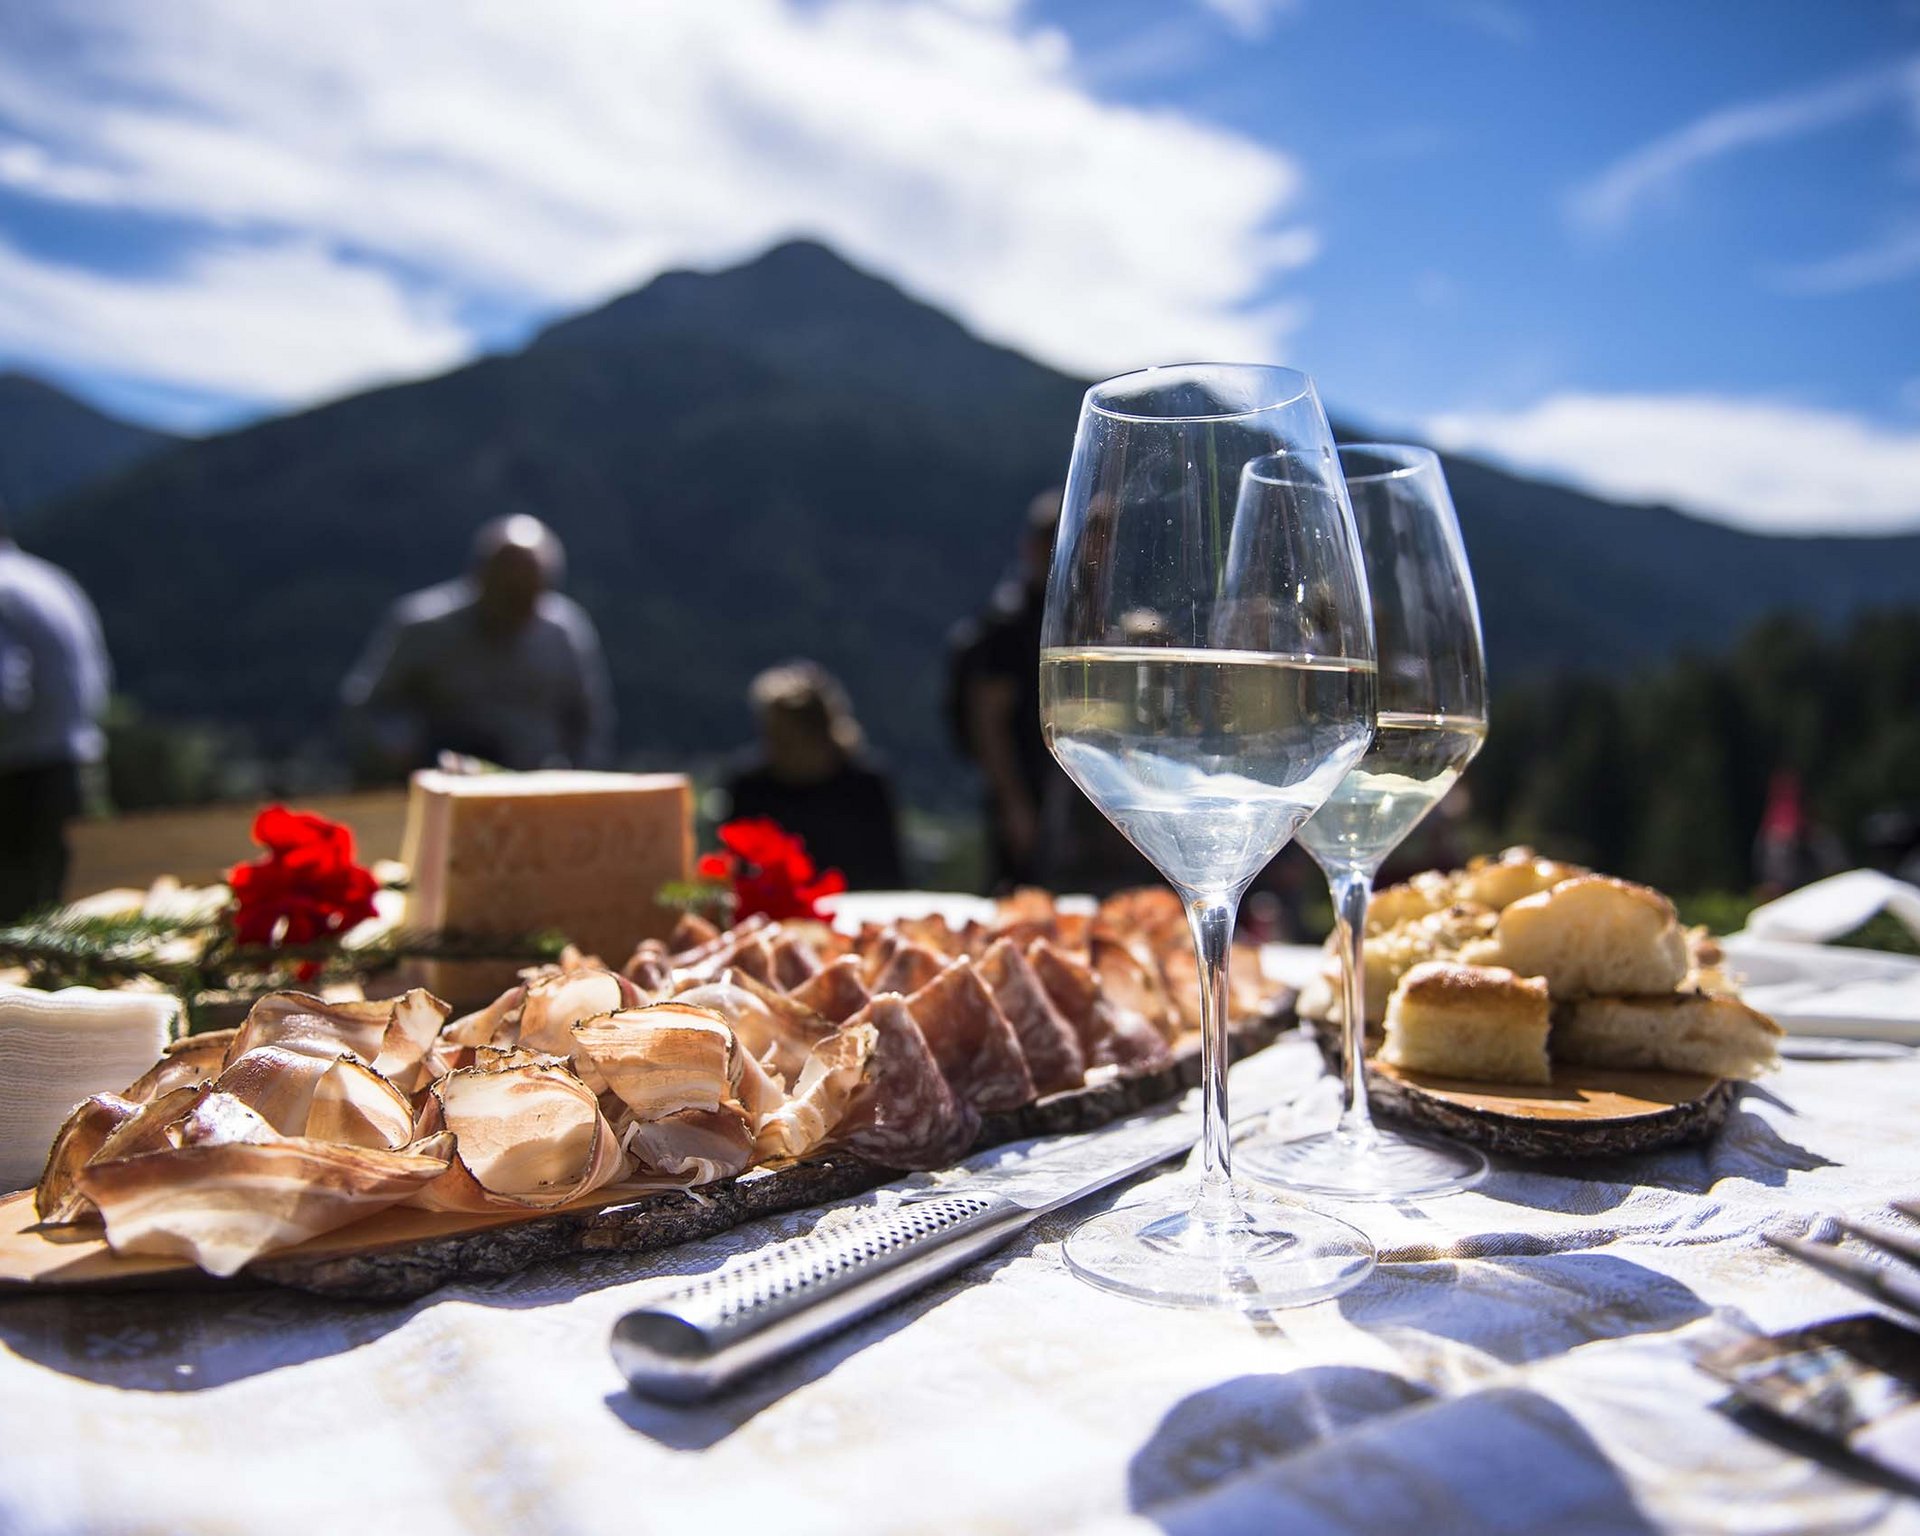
342 514 613 779
1753 768 1846 897
0 498 110 921
948 488 1065 891
720 660 905 890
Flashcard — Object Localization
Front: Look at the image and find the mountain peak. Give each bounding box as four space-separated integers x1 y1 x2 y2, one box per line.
0 369 177 512
529 236 1076 416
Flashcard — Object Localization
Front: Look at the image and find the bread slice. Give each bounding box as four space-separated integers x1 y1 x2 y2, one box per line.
1366 870 1460 932
1456 847 1588 911
1493 875 1689 998
1299 902 1498 1028
1381 961 1552 1085
1552 994 1782 1080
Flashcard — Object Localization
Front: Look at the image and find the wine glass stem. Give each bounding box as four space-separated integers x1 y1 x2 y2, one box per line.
1185 896 1240 1230
1330 868 1378 1144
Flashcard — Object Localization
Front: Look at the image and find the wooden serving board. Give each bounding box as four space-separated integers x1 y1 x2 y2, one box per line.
0 1012 1289 1303
1307 1018 1738 1158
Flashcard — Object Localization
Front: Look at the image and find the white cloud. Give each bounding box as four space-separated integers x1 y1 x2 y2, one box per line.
0 234 468 406
1772 226 1920 293
1427 393 1920 535
0 0 1315 417
1194 0 1303 39
1568 55 1920 234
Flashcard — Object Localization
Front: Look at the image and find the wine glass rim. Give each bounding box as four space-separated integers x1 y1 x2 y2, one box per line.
1086 362 1312 423
1337 442 1441 484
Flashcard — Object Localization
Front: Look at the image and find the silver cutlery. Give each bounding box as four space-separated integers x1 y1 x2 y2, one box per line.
610 1053 1309 1403
1767 1202 1920 1324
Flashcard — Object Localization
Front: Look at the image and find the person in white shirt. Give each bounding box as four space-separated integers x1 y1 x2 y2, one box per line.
0 503 111 921
342 515 614 779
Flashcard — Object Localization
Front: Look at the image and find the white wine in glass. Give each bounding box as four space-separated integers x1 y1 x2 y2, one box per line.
1040 364 1380 1311
1295 712 1486 871
1240 444 1492 1200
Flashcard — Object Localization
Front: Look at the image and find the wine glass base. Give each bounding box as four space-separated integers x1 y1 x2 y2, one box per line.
1237 1125 1488 1201
1062 1186 1375 1310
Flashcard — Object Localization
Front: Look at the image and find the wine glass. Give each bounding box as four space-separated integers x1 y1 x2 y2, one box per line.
1239 443 1490 1199
1040 363 1379 1309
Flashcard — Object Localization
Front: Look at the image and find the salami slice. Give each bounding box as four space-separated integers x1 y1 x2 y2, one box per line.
790 954 871 1024
977 938 1085 1095
834 994 979 1170
1029 939 1171 1073
905 960 1036 1112
770 932 823 989
871 940 946 1000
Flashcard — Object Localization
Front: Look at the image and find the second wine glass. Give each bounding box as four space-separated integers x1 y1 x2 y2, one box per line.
1238 444 1491 1200
1040 363 1379 1309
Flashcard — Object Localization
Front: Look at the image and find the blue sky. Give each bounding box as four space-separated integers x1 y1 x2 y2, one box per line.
0 0 1916 532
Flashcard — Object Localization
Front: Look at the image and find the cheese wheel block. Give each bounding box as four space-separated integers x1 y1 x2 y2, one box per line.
402 770 693 1002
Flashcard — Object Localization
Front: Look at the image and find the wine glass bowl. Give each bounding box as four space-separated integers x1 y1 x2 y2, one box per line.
1039 365 1380 1309
1238 443 1492 1200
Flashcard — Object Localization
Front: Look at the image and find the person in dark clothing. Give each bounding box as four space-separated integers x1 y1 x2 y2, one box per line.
948 489 1150 894
721 660 907 891
342 515 613 778
948 489 1061 890
0 500 111 921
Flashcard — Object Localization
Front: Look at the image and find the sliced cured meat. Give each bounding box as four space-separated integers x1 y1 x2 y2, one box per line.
122 1032 234 1104
905 960 1035 1112
411 1060 624 1212
674 975 834 1083
833 994 978 1170
790 954 871 1024
754 1024 874 1162
1027 938 1100 1044
770 932 823 989
892 915 966 958
622 940 675 997
1091 935 1181 1040
669 912 722 954
34 1092 138 1223
976 938 1085 1095
871 941 945 999
1029 939 1171 1074
78 1131 454 1278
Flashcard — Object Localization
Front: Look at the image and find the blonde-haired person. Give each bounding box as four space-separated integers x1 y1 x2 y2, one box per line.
720 660 906 890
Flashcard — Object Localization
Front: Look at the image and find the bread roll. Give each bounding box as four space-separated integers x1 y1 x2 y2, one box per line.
1493 875 1688 998
1301 902 1497 1027
1552 994 1781 1080
1456 847 1589 911
1365 870 1459 932
1381 961 1552 1085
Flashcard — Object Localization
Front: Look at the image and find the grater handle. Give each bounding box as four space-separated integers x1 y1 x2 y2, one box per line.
610 1192 1033 1403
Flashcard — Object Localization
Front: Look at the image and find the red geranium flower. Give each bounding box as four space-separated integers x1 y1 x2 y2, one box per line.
699 818 846 923
227 806 380 975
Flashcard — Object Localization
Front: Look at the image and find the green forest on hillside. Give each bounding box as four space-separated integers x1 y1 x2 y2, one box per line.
1468 608 1920 895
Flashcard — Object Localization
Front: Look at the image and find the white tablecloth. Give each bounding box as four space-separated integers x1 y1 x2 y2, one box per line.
3 1035 1919 1535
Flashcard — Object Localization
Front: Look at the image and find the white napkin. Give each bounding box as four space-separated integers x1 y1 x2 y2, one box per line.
1720 934 1920 1043
1744 869 1920 945
0 985 178 1193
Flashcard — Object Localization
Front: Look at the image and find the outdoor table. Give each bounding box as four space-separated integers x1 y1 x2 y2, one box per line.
1 1033 1916 1534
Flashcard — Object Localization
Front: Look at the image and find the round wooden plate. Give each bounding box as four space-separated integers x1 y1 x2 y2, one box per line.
1307 1018 1739 1159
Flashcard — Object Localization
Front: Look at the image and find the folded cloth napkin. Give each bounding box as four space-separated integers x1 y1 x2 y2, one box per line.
0 985 178 1194
1744 869 1920 945
1720 934 1920 1044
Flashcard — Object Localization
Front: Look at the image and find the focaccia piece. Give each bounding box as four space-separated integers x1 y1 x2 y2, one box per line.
1493 875 1688 999
1301 901 1499 1027
1456 846 1589 911
1551 994 1781 1081
1365 870 1461 933
1380 961 1552 1086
